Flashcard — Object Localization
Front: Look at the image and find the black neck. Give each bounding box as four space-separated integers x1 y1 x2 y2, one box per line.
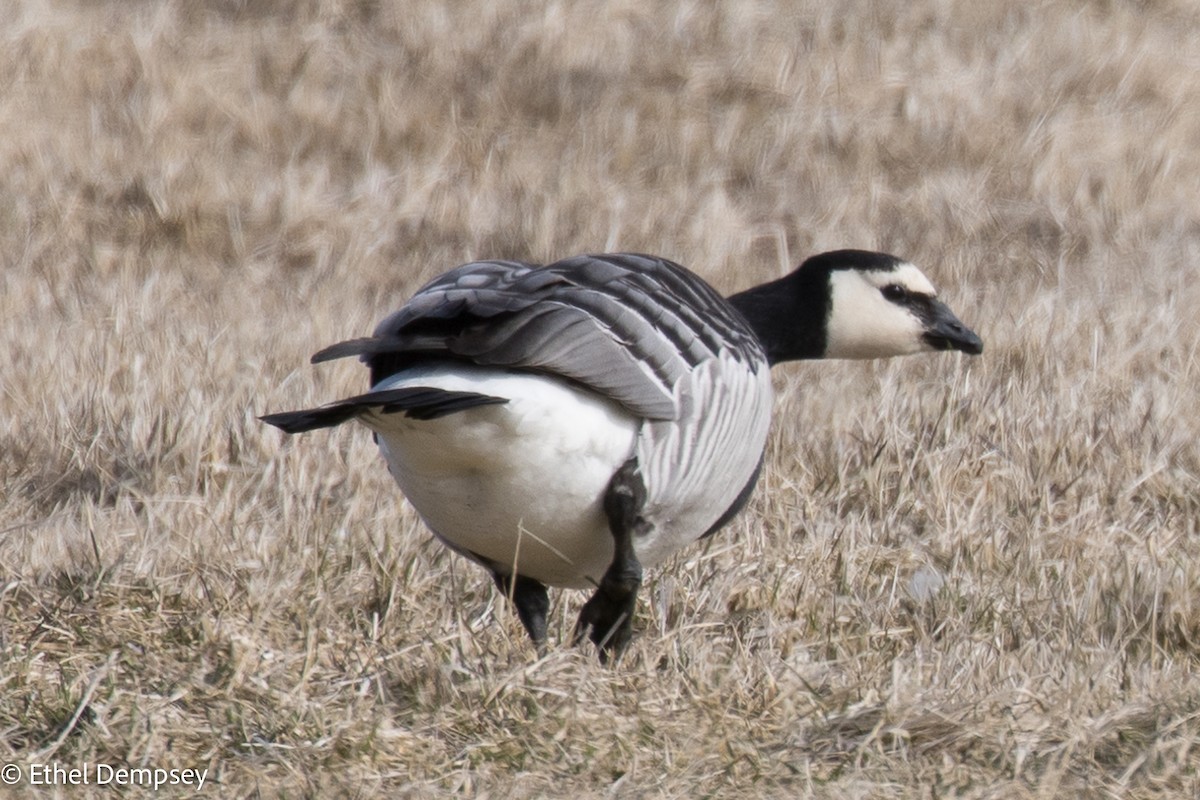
727 270 830 365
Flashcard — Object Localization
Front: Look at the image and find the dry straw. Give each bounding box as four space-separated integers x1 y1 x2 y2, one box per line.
2 1 1198 796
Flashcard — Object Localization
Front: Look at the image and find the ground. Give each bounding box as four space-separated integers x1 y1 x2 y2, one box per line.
2 0 1199 797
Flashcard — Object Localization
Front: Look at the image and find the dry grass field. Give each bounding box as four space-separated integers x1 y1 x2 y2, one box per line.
2 0 1200 796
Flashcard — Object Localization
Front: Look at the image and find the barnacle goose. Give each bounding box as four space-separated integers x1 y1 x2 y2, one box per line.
263 250 982 657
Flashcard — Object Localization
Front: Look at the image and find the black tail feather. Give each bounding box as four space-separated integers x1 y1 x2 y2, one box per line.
311 337 388 364
261 387 508 434
370 387 508 421
260 405 359 434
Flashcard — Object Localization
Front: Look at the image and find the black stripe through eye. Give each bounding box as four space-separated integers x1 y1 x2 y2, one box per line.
882 284 907 302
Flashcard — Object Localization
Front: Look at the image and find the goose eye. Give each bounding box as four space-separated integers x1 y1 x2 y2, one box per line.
882 284 907 302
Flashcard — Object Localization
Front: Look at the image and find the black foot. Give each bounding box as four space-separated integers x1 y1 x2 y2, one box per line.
573 457 648 662
573 572 640 659
493 572 550 652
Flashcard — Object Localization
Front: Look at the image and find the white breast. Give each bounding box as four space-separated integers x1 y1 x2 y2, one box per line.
361 364 639 588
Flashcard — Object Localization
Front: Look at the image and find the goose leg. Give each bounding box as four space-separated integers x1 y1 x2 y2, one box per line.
493 571 550 651
574 457 647 661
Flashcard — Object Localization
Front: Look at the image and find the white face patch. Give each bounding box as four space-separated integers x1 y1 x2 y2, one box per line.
862 262 938 296
824 264 938 359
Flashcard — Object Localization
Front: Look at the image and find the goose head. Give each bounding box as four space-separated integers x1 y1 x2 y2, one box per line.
728 249 983 365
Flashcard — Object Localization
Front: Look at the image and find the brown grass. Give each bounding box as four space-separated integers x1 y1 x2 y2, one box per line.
3 0 1200 796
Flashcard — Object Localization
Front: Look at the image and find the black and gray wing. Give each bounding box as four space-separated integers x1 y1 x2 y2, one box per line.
312 253 767 421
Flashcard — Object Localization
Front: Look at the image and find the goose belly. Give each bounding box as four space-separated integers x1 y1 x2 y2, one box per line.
363 366 639 588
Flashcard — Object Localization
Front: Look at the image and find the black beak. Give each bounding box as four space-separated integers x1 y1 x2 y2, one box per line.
922 299 983 355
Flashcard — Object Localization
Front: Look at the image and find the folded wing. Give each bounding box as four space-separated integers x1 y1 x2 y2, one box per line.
311 254 766 421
